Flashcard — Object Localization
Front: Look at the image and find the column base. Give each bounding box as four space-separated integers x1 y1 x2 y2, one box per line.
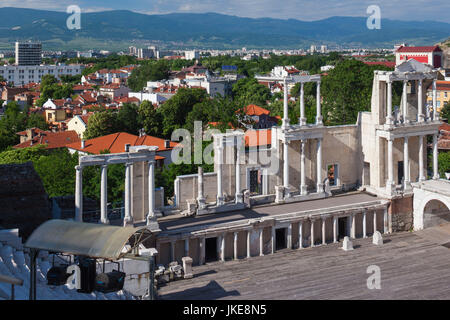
385 181 395 195
101 218 110 225
418 114 425 122
385 116 394 126
315 116 323 126
235 193 243 204
433 174 440 180
284 187 291 200
317 183 324 193
146 215 160 230
217 196 225 207
300 185 308 196
403 182 412 192
275 185 285 203
197 197 206 210
282 119 290 128
299 118 307 126
123 217 133 227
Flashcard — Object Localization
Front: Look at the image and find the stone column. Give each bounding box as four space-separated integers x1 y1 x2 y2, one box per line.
386 137 395 194
220 234 225 262
418 79 425 122
351 213 356 239
283 78 290 128
383 207 389 234
100 164 109 224
333 216 338 243
404 136 411 190
147 161 156 225
199 237 205 265
233 232 238 260
363 210 367 238
259 229 264 256
271 227 276 254
170 240 175 262
316 81 323 125
299 82 306 125
235 137 243 203
298 221 303 249
300 140 308 196
247 230 251 258
124 163 132 226
197 167 206 209
386 80 393 125
402 80 409 123
373 211 377 234
316 138 324 193
433 134 439 180
321 217 326 245
217 145 224 206
419 135 425 182
184 238 189 257
287 224 292 249
283 140 290 198
432 79 438 121
310 219 315 247
75 165 83 222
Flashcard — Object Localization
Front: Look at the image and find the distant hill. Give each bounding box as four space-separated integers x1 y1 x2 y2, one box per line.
0 7 449 50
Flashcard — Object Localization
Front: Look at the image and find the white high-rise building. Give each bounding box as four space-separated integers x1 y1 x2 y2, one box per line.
185 50 199 60
15 41 42 66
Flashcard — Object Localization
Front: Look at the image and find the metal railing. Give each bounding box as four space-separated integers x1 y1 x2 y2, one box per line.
0 274 23 300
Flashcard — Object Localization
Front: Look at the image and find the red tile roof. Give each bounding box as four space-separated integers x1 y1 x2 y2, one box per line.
396 46 442 53
14 130 80 150
240 104 271 116
67 132 177 155
436 81 450 91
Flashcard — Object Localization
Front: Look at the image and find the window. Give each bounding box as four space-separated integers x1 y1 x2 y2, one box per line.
445 92 448 99
249 169 262 195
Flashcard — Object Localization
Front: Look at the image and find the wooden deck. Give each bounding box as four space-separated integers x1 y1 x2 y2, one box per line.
158 227 450 300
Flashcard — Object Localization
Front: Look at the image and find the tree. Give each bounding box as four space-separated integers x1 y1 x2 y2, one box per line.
321 59 398 125
127 60 170 91
441 102 450 123
138 100 163 137
232 78 272 107
116 103 140 135
159 88 208 137
26 112 48 130
438 151 450 178
0 101 27 151
83 110 118 139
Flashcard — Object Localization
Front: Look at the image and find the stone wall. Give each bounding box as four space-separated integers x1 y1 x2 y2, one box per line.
390 195 414 232
0 162 52 239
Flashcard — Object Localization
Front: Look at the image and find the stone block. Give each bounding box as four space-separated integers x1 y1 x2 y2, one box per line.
182 256 193 279
373 231 383 245
341 236 354 251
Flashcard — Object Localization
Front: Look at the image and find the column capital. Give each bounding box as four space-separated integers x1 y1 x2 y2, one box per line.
75 165 83 171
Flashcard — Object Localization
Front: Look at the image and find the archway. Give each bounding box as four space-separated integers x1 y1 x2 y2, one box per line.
423 199 450 228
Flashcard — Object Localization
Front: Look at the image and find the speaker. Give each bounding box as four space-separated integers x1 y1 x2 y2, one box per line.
47 265 69 286
77 257 96 293
95 270 126 293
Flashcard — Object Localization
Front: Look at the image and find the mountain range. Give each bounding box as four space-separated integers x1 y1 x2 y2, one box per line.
0 7 449 50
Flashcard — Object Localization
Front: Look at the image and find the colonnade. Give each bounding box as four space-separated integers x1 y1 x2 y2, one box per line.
160 207 389 265
385 133 439 194
75 158 157 225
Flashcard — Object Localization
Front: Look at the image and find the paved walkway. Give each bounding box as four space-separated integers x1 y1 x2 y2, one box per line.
158 227 450 300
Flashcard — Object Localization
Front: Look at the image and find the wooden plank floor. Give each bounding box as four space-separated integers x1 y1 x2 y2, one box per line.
158 229 450 300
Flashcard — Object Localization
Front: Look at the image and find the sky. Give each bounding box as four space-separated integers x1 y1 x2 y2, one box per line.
0 0 449 22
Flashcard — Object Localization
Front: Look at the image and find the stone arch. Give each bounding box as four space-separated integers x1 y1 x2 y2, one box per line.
414 192 450 230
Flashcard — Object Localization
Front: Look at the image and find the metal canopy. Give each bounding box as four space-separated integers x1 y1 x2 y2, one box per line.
25 220 152 260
